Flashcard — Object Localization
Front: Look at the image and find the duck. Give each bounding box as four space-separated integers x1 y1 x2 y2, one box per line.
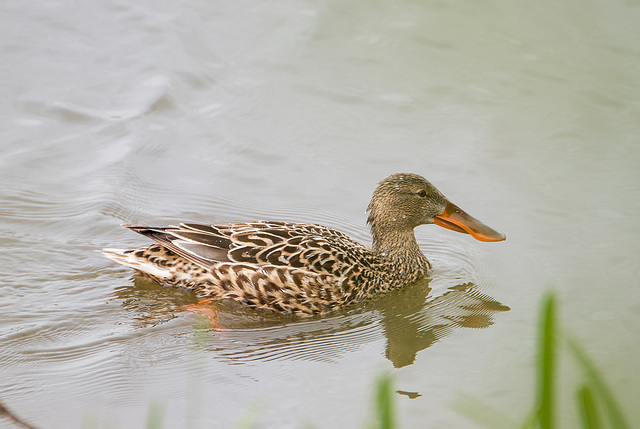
103 173 505 316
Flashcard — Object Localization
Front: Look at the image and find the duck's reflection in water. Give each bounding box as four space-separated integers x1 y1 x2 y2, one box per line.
371 279 510 367
113 275 509 368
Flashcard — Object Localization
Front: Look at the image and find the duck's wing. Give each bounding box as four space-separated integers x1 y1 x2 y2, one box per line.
123 221 368 275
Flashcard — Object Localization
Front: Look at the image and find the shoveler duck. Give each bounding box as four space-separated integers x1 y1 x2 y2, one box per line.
103 173 505 316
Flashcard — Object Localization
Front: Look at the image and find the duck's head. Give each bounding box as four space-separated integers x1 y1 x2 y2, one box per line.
367 173 505 242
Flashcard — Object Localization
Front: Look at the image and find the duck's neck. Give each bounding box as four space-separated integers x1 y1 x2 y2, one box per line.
370 225 430 272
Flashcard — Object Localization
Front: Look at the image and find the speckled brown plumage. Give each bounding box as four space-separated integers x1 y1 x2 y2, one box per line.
103 173 505 316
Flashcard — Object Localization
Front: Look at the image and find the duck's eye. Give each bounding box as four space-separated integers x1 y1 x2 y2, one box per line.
417 190 427 198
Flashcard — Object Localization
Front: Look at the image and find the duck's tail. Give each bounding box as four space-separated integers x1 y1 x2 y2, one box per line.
102 248 174 281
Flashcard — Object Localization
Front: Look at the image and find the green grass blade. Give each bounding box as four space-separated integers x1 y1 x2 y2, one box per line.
520 408 537 429
145 400 164 429
374 374 395 429
536 292 557 429
567 337 630 429
577 384 601 429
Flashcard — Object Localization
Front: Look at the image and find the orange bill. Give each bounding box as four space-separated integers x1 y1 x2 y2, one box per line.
434 201 506 242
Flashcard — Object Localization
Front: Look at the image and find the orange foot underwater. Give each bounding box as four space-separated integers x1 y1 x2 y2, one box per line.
181 298 220 328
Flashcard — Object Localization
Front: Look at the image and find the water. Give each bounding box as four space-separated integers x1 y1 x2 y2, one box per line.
2 0 639 427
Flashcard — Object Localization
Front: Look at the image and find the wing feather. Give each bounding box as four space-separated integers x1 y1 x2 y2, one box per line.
125 221 370 277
